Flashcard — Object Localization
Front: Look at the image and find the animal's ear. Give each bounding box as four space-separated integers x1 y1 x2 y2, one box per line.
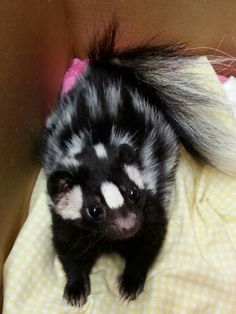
47 170 74 202
118 144 135 164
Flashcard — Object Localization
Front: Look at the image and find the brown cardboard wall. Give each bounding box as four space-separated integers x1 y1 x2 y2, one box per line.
1 0 236 309
66 0 236 59
0 0 72 306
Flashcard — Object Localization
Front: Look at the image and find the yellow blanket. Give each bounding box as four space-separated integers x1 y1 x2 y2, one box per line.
3 60 236 314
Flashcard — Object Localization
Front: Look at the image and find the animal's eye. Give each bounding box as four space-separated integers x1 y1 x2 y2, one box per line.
86 204 104 219
127 186 140 203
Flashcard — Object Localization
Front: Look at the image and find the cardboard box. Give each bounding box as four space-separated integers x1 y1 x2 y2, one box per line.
1 0 236 309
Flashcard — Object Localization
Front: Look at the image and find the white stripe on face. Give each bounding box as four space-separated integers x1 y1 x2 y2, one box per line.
94 143 108 159
124 164 145 189
55 186 83 220
101 181 124 209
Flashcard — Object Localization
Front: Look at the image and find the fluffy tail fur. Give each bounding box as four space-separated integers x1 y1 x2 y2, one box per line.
88 21 236 174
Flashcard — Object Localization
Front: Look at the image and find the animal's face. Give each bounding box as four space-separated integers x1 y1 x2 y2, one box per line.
47 143 147 240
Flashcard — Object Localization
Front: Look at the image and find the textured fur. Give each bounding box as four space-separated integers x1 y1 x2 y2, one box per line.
42 21 236 307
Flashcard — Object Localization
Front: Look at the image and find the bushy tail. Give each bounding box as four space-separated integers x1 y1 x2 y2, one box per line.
88 21 236 174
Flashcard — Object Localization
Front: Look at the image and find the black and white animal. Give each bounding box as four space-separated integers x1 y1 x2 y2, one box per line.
42 22 236 306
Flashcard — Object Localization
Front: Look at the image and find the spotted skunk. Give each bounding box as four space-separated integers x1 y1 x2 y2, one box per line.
42 21 236 306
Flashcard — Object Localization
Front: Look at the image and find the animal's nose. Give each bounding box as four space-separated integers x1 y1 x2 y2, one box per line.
114 212 139 235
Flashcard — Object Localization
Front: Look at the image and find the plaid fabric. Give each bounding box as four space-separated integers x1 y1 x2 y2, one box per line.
3 61 236 314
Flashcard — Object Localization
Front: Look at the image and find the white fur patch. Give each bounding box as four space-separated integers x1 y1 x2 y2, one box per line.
140 131 159 194
105 82 121 116
94 143 107 159
110 125 135 147
101 181 124 209
61 156 80 169
46 113 56 129
55 186 83 220
130 90 157 125
124 164 145 189
86 85 102 119
67 134 84 156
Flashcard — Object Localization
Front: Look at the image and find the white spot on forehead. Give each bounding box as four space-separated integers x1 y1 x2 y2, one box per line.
101 181 124 209
55 186 83 220
124 164 145 189
94 143 108 159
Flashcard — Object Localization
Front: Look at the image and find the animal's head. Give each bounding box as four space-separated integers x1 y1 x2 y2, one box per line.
47 143 147 240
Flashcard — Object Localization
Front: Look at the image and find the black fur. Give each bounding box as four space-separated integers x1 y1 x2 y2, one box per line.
42 21 235 307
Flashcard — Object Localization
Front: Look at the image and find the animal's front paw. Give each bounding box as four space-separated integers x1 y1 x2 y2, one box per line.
64 277 90 307
118 273 145 301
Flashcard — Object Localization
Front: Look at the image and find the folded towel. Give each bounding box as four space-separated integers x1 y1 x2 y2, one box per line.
3 58 236 314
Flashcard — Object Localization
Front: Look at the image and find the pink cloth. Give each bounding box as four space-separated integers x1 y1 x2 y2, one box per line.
218 74 229 84
61 58 229 96
61 58 88 95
